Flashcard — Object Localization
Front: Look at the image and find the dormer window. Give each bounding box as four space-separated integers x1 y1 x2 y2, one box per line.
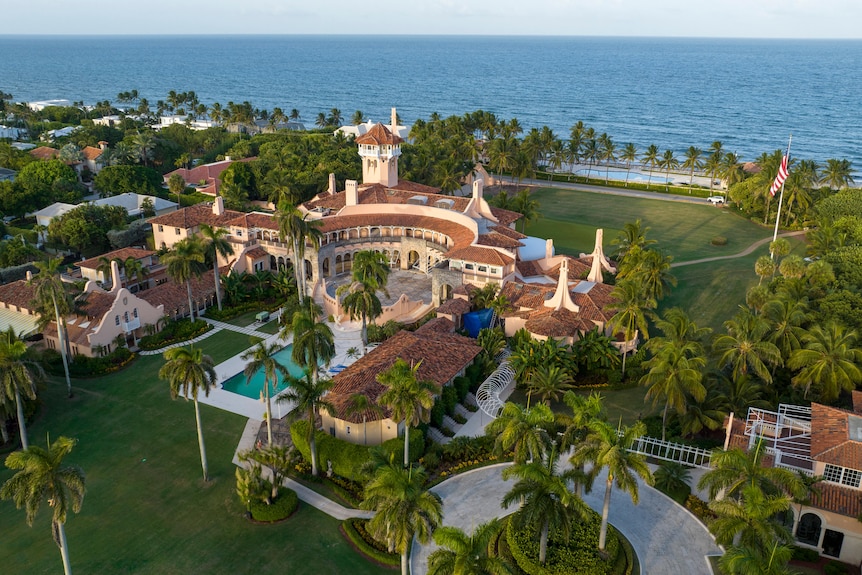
824 464 861 488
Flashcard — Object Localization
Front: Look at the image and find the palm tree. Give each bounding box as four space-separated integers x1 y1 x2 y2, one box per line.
514 189 540 234
276 201 322 300
606 279 656 375
315 112 327 129
241 342 289 448
289 296 335 385
132 130 157 167
0 328 44 449
754 255 776 286
624 248 677 301
501 451 589 565
328 108 343 126
642 144 659 185
720 542 796 575
788 322 862 402
351 110 365 126
681 146 703 193
620 143 638 187
161 237 207 322
720 152 745 188
611 219 656 260
280 370 335 476
168 173 186 203
1 436 86 575
822 158 854 190
582 138 599 179
570 419 652 553
377 358 435 467
29 258 72 396
709 484 793 550
528 364 574 405
713 308 782 384
486 401 554 464
762 297 809 362
352 249 390 293
658 149 679 191
427 519 514 575
599 134 616 184
361 465 443 575
122 256 148 291
159 346 217 481
339 281 383 355
639 346 706 440
557 391 605 497
199 224 234 311
697 439 805 501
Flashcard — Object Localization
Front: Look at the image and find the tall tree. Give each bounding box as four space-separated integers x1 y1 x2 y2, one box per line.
822 158 854 190
0 327 44 449
788 322 862 402
513 189 540 233
528 364 574 405
642 144 659 185
620 143 638 187
611 219 656 261
276 201 322 300
427 519 514 575
289 296 336 386
1 436 86 575
29 258 73 396
697 439 805 502
161 237 207 322
682 146 703 193
199 224 234 311
486 401 554 464
658 149 679 191
570 419 652 553
640 346 706 440
280 370 335 476
377 358 436 467
361 465 443 575
241 342 289 448
606 279 656 375
713 308 782 384
159 346 217 481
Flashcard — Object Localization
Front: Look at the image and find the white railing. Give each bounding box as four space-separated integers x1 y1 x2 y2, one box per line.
476 349 514 419
627 435 715 469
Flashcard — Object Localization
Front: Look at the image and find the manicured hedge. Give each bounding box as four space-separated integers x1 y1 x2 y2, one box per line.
249 487 298 522
290 420 424 482
204 299 286 322
505 511 625 575
138 319 212 350
341 518 400 568
43 347 135 378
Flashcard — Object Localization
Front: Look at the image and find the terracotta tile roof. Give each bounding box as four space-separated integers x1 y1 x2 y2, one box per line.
852 391 862 414
138 274 216 316
244 247 270 260
163 157 256 195
499 281 554 311
78 247 155 270
810 403 862 469
414 317 455 334
305 183 458 212
572 283 617 323
0 280 38 310
809 481 862 518
388 180 440 194
317 213 475 252
82 146 104 160
447 246 514 266
477 233 523 249
148 203 243 230
354 123 403 145
516 260 546 279
29 147 60 160
490 225 527 240
225 212 279 231
490 207 522 227
327 329 480 423
546 257 592 282
525 307 594 338
435 298 472 316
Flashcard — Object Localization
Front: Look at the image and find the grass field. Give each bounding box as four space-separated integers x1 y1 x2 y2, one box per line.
194 329 263 364
510 385 654 427
0 355 388 575
525 187 772 262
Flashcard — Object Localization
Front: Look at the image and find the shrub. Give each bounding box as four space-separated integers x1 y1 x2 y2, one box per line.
684 495 716 524
790 546 820 562
137 319 211 350
43 347 135 378
452 413 467 425
204 299 286 322
326 475 364 506
825 561 849 575
430 400 445 428
711 236 728 246
453 375 471 403
341 518 400 567
441 385 458 417
249 487 298 522
440 426 455 437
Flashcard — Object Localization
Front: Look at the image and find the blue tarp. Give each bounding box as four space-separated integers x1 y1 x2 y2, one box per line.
463 308 494 338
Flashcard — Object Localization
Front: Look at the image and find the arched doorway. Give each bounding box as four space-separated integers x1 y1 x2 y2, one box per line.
796 513 822 547
441 283 453 301
407 250 420 270
322 257 331 278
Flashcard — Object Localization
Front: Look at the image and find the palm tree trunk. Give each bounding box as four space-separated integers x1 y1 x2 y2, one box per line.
621 349 627 377
403 422 410 468
662 402 669 442
14 389 28 450
599 477 613 552
56 520 72 575
193 398 209 481
310 406 319 476
52 293 72 397
360 312 368 355
0 418 9 444
264 384 273 447
292 239 304 300
186 279 195 323
213 262 222 311
539 518 550 564
400 550 408 575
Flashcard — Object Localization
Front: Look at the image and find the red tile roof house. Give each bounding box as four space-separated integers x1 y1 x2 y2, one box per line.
163 156 256 196
724 392 862 565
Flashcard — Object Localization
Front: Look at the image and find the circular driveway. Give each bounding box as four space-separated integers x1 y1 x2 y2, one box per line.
410 463 722 575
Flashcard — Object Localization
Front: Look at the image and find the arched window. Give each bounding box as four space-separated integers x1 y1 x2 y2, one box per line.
796 513 822 546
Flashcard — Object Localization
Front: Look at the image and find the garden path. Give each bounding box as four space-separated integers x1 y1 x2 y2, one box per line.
137 325 223 356
671 230 806 268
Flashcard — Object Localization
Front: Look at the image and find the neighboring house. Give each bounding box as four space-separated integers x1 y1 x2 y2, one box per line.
26 100 72 112
321 318 481 446
149 198 243 251
92 115 122 127
0 167 16 182
162 156 256 196
77 246 166 292
31 202 76 231
0 277 42 337
42 126 78 141
726 395 862 565
157 115 219 131
29 146 60 161
0 125 24 140
81 141 108 174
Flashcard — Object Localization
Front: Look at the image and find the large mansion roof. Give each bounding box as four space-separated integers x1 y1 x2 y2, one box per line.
0 280 38 311
78 247 155 270
447 245 514 266
226 212 280 231
149 203 242 229
354 123 403 146
810 403 862 470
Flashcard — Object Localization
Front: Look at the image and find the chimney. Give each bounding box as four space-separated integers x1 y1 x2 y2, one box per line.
472 178 483 200
390 107 398 135
213 196 225 215
98 140 108 150
345 180 358 206
110 259 122 293
224 155 232 162
26 270 33 281
328 173 336 194
545 238 554 260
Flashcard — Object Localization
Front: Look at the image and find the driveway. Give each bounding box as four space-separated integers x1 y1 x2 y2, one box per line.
410 463 722 575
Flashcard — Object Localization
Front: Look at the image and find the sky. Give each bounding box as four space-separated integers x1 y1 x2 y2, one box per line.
4 0 862 38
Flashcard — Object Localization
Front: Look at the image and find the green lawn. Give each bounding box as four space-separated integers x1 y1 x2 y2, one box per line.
509 385 653 427
525 187 773 262
0 355 388 575
194 329 263 364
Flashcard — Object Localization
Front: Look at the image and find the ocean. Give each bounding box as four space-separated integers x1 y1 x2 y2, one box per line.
1 35 861 168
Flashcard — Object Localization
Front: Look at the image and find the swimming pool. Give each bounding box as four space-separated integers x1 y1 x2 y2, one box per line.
575 169 673 184
220 345 308 399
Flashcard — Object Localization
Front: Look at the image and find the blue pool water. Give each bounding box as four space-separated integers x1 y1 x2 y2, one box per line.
575 169 672 184
221 345 307 399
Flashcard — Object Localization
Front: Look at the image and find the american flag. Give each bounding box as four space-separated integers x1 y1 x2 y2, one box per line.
769 155 789 196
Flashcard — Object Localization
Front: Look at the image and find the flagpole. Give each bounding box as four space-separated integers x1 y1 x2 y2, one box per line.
770 134 793 260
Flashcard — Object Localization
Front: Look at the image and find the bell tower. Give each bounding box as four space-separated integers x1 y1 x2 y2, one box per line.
355 107 403 186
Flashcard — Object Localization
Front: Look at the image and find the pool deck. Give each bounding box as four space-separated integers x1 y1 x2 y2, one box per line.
196 316 365 419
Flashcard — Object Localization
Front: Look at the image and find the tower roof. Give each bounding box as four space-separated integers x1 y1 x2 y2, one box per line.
355 123 403 146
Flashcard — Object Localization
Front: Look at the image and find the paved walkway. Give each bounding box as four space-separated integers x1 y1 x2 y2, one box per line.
138 325 223 355
671 230 807 268
203 317 272 340
410 462 722 575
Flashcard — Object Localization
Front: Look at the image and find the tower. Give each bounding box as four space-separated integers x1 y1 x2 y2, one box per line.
355 107 403 186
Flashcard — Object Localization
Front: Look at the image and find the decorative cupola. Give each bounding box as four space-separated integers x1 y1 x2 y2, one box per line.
355 107 403 186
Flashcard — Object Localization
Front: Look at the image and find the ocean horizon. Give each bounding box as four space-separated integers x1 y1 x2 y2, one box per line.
2 34 861 169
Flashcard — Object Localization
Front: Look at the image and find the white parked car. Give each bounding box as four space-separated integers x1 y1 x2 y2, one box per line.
707 195 725 205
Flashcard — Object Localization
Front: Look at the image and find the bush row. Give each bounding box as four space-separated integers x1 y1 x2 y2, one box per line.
290 420 424 482
684 494 717 524
137 319 211 350
204 298 286 322
341 518 400 567
43 347 135 378
249 487 298 522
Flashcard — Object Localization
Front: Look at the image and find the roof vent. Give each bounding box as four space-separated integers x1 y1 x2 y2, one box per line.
407 195 428 206
435 198 455 210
